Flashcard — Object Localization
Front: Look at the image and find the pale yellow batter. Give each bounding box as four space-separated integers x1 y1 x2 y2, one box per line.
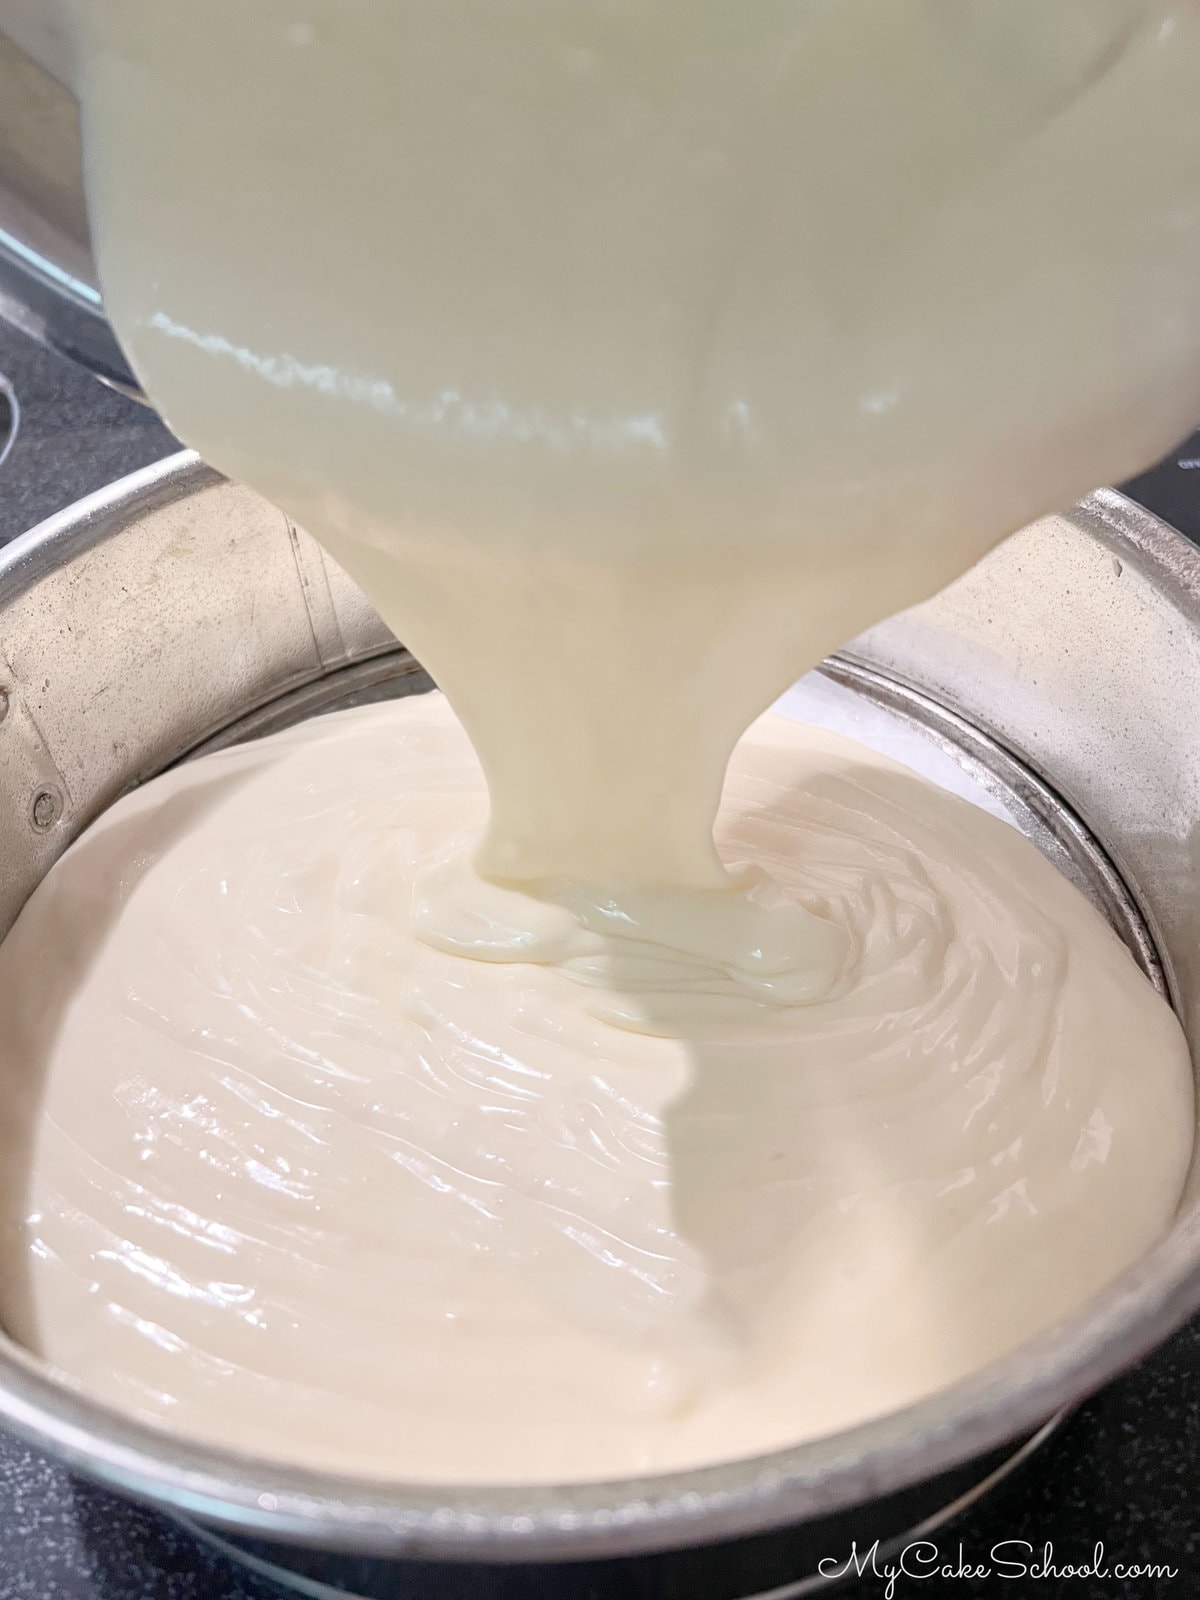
2 0 1196 1482
0 694 1190 1483
69 0 1200 906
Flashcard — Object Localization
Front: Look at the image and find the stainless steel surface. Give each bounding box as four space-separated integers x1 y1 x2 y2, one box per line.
850 489 1200 1048
177 1417 1066 1600
0 24 140 396
0 453 1198 1565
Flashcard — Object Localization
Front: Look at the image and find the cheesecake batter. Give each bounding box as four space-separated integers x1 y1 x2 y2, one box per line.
0 694 1190 1482
1 0 1195 1479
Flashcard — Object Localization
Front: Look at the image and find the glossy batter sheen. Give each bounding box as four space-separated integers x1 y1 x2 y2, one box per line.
0 694 1191 1482
69 1 1200 900
5 0 1196 1479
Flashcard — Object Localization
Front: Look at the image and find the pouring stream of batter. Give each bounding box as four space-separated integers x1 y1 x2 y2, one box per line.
70 1 1200 972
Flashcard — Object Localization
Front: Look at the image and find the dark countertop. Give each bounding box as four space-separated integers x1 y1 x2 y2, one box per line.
0 327 175 543
2 317 1200 1600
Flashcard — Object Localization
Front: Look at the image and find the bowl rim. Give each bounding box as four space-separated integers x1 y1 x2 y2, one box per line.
1 451 1198 1561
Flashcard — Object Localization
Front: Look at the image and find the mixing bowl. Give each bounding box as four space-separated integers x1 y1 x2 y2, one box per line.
1 452 1199 1598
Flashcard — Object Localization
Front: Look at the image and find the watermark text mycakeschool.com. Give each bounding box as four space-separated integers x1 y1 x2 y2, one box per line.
818 1540 1178 1597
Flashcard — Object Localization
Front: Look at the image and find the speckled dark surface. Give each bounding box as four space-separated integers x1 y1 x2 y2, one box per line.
0 325 175 542
1 316 1200 1599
